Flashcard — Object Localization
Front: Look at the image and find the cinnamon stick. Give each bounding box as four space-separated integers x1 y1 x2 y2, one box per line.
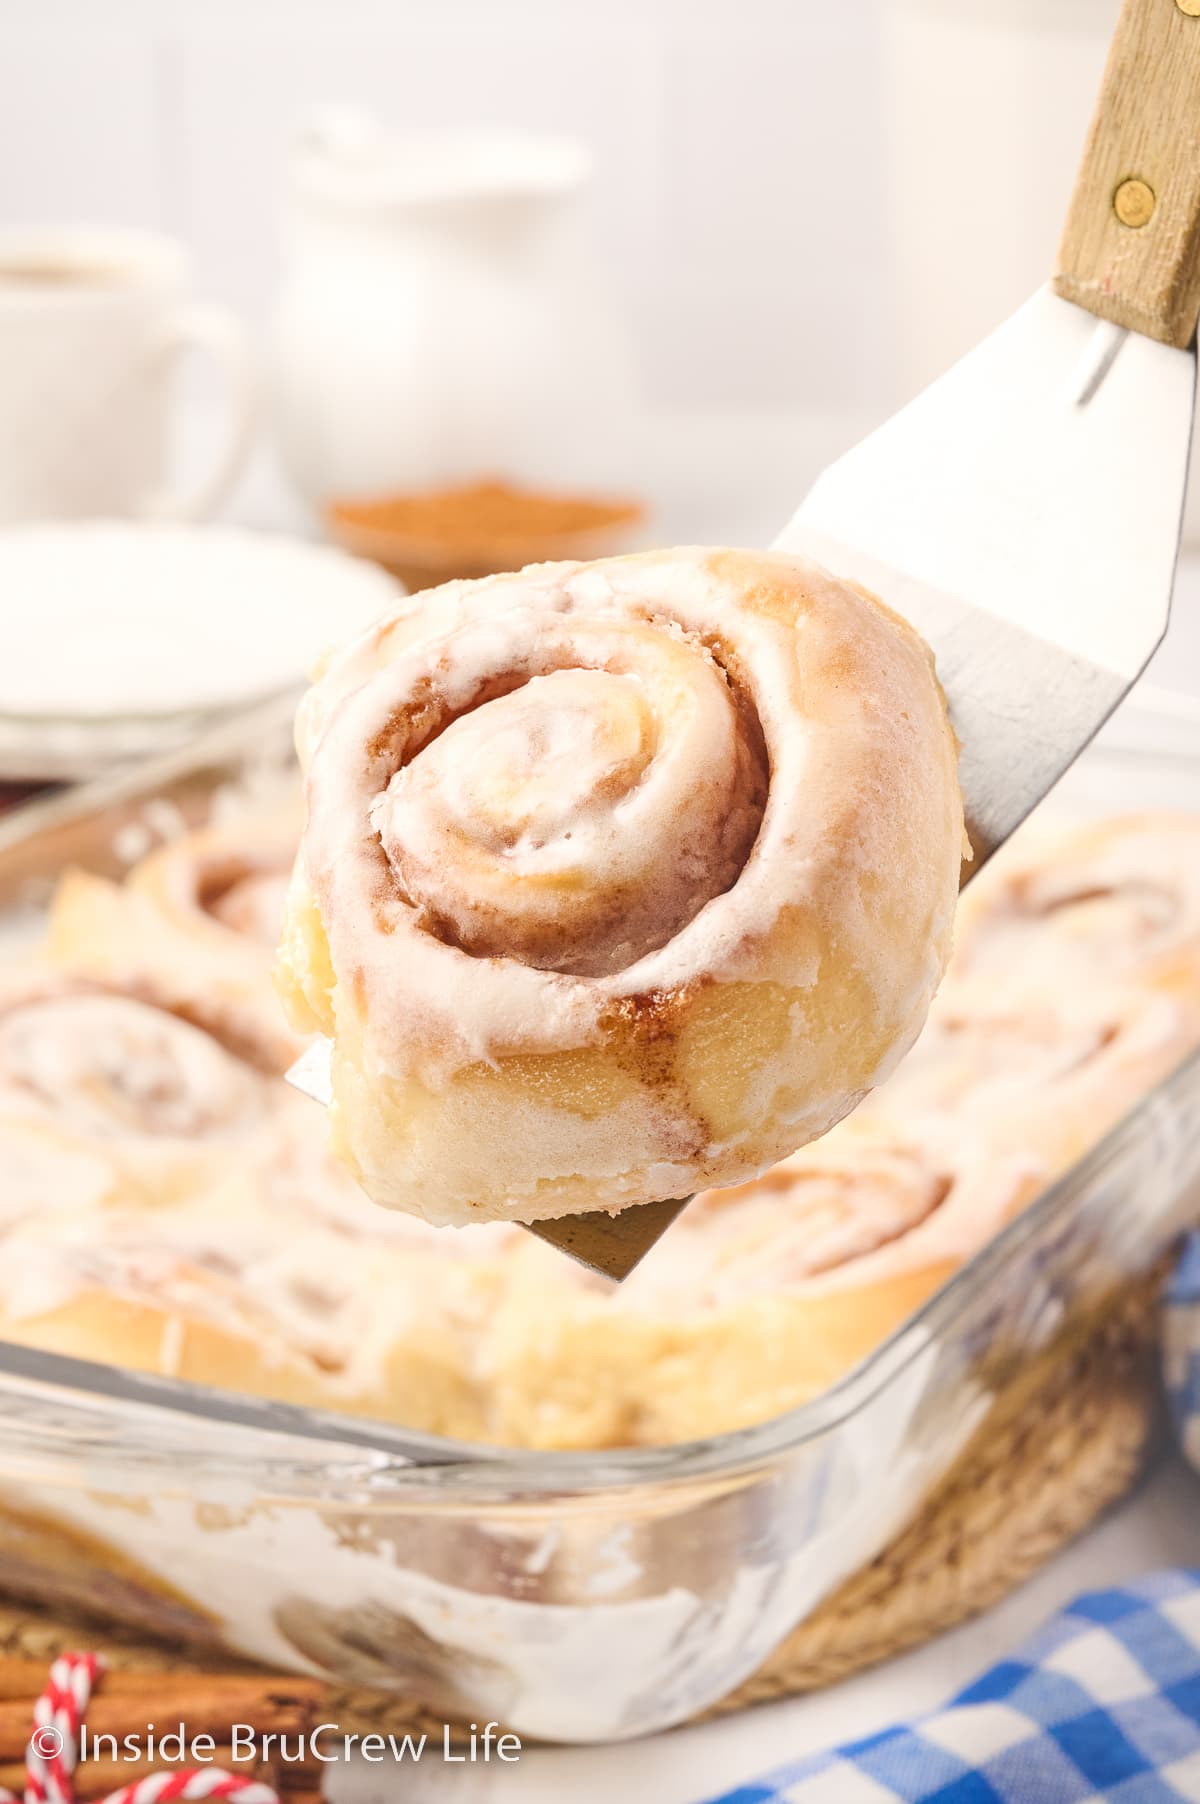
0 1741 329 1799
278 1763 328 1790
0 1658 324 1702
0 1672 323 1760
0 1749 259 1797
75 1745 326 1801
74 1744 265 1800
0 1660 174 1701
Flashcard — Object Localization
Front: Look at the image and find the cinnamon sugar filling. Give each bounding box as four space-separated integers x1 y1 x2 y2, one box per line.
366 633 769 979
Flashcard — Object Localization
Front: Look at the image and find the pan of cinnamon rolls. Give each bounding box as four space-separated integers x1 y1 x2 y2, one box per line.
1 758 1197 1448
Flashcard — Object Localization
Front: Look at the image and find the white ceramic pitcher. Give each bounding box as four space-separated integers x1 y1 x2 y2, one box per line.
269 111 634 510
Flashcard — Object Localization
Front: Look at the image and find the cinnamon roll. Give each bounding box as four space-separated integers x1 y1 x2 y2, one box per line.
860 983 1200 1178
0 965 506 1434
277 548 964 1226
0 967 284 1221
128 807 300 955
49 866 302 1073
483 1114 1041 1448
481 831 1200 1446
950 813 1200 1000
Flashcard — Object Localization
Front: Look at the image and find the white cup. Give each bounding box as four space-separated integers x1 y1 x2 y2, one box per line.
0 225 255 523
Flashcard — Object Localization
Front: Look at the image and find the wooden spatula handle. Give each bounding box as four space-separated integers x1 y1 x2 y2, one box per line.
1055 0 1200 348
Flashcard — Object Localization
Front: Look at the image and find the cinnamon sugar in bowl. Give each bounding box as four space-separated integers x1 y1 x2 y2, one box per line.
327 478 644 590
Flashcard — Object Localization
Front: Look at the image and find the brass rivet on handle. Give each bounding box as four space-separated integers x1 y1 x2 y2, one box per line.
1177 0 1200 17
1113 178 1156 228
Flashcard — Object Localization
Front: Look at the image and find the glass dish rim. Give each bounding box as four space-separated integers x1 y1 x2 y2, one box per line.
0 684 1196 1501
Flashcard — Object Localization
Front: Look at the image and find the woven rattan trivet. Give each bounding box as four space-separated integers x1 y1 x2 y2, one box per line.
0 1274 1165 1740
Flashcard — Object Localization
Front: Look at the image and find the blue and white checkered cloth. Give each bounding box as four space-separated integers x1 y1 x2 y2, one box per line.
706 1570 1200 1803
704 1243 1200 1804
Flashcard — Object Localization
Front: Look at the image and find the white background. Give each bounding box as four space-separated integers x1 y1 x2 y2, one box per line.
0 0 1124 421
16 0 1200 685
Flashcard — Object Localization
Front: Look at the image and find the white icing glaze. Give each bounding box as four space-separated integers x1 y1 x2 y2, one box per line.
0 993 262 1141
953 812 1200 991
133 813 299 952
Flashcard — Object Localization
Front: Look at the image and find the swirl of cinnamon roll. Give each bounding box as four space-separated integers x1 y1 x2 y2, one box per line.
128 808 300 953
0 968 281 1235
486 1115 1039 1447
49 865 302 1074
277 548 964 1226
0 991 257 1142
851 983 1200 1227
951 813 1200 1000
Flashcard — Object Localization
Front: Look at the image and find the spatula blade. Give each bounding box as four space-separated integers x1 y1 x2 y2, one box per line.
776 285 1196 861
523 1195 691 1281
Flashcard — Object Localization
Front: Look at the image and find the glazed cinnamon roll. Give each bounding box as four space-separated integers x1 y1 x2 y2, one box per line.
128 807 300 954
277 548 964 1226
0 967 284 1220
484 1114 1041 1448
482 861 1200 1445
860 982 1200 1177
49 866 302 1073
0 964 506 1434
951 814 1200 1000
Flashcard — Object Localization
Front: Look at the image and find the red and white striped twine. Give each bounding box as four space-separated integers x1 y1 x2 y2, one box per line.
1 1652 279 1804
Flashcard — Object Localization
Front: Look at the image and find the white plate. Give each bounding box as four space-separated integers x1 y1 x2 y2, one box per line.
0 522 401 778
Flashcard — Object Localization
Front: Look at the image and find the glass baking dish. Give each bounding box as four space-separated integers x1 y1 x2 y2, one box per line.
0 686 1197 1743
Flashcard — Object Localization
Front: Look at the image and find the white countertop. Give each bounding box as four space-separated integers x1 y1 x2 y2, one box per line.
329 1457 1200 1804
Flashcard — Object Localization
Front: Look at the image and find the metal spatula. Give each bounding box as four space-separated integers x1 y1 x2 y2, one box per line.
291 0 1200 1281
